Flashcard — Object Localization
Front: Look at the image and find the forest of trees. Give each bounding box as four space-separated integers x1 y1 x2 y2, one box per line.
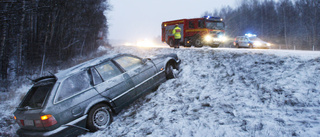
205 0 319 50
0 0 109 91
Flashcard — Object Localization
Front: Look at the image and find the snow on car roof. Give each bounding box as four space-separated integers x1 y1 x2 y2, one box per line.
54 53 119 80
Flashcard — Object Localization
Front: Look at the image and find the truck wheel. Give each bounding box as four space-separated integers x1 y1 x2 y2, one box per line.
194 38 202 47
169 39 174 47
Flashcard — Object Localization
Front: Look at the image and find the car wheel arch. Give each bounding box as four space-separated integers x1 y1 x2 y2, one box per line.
164 58 178 70
166 59 177 69
84 100 115 115
86 103 113 132
164 59 178 79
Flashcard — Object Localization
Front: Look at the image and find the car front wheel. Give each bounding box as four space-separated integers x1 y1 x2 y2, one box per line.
87 104 113 132
165 63 174 79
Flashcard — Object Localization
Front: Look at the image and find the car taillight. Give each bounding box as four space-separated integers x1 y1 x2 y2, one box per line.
17 120 25 126
14 114 57 128
14 115 24 126
38 114 58 127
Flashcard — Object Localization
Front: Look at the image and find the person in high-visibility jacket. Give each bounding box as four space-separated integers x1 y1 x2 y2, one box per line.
172 24 181 48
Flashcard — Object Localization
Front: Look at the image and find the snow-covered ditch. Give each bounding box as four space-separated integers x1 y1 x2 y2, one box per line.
1 46 320 137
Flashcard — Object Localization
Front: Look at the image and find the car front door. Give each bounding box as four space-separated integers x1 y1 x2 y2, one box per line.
92 60 135 108
113 55 157 97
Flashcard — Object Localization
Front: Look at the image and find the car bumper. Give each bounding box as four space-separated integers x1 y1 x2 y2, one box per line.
17 115 87 137
253 44 270 49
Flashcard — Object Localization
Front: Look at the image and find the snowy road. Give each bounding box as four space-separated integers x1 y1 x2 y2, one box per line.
1 46 320 137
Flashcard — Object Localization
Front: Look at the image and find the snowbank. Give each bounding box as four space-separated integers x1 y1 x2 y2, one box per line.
83 47 320 137
2 46 320 137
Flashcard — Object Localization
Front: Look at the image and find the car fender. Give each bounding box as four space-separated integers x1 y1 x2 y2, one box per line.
83 98 114 114
163 57 180 70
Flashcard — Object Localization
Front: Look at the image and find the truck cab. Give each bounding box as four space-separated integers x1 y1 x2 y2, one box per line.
162 16 225 48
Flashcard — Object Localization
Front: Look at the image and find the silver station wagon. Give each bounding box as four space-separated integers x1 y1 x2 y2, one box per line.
14 53 181 136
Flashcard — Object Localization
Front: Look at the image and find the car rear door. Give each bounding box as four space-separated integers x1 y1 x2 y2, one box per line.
239 37 245 47
52 71 99 126
113 55 157 97
92 60 135 108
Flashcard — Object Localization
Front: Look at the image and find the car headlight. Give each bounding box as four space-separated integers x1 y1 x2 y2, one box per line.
254 42 262 46
204 35 212 42
267 43 271 46
220 36 226 42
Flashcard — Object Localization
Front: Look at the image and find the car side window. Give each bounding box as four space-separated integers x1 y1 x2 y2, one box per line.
90 68 103 85
114 56 142 71
57 71 91 102
95 61 122 81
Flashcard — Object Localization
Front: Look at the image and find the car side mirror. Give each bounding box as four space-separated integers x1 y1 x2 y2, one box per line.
142 58 151 64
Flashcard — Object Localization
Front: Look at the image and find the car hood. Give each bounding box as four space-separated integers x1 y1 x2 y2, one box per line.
149 53 178 60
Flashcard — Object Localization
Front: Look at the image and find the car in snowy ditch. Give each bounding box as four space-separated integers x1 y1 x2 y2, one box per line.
13 53 181 136
234 34 271 49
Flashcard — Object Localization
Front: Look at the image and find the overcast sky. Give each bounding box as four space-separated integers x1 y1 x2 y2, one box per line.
106 0 237 42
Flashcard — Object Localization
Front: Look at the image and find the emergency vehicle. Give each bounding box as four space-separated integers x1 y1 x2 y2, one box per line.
161 16 225 47
234 34 271 49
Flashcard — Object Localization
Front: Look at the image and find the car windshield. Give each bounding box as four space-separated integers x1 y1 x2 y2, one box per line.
249 37 262 41
19 80 55 109
206 21 224 30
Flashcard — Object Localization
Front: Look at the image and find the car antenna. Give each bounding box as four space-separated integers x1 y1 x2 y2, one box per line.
48 71 58 80
48 71 55 76
26 77 33 81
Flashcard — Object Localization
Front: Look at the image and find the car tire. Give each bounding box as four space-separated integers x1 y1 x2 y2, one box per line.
165 63 174 79
87 104 113 132
210 44 220 48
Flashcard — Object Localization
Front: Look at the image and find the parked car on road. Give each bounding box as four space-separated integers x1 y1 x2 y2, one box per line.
13 53 181 137
234 34 271 49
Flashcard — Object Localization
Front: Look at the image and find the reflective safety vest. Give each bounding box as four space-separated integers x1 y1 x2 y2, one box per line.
172 26 181 39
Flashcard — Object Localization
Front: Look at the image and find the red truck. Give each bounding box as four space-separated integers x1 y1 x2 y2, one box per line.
161 16 225 47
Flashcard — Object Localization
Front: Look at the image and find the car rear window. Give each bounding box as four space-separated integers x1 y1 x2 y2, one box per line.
56 71 91 102
20 81 55 109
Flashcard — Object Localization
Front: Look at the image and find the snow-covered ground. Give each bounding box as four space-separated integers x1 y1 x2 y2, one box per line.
1 45 320 137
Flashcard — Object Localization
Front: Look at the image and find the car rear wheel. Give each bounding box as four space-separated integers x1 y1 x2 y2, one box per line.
87 104 113 132
165 63 174 79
